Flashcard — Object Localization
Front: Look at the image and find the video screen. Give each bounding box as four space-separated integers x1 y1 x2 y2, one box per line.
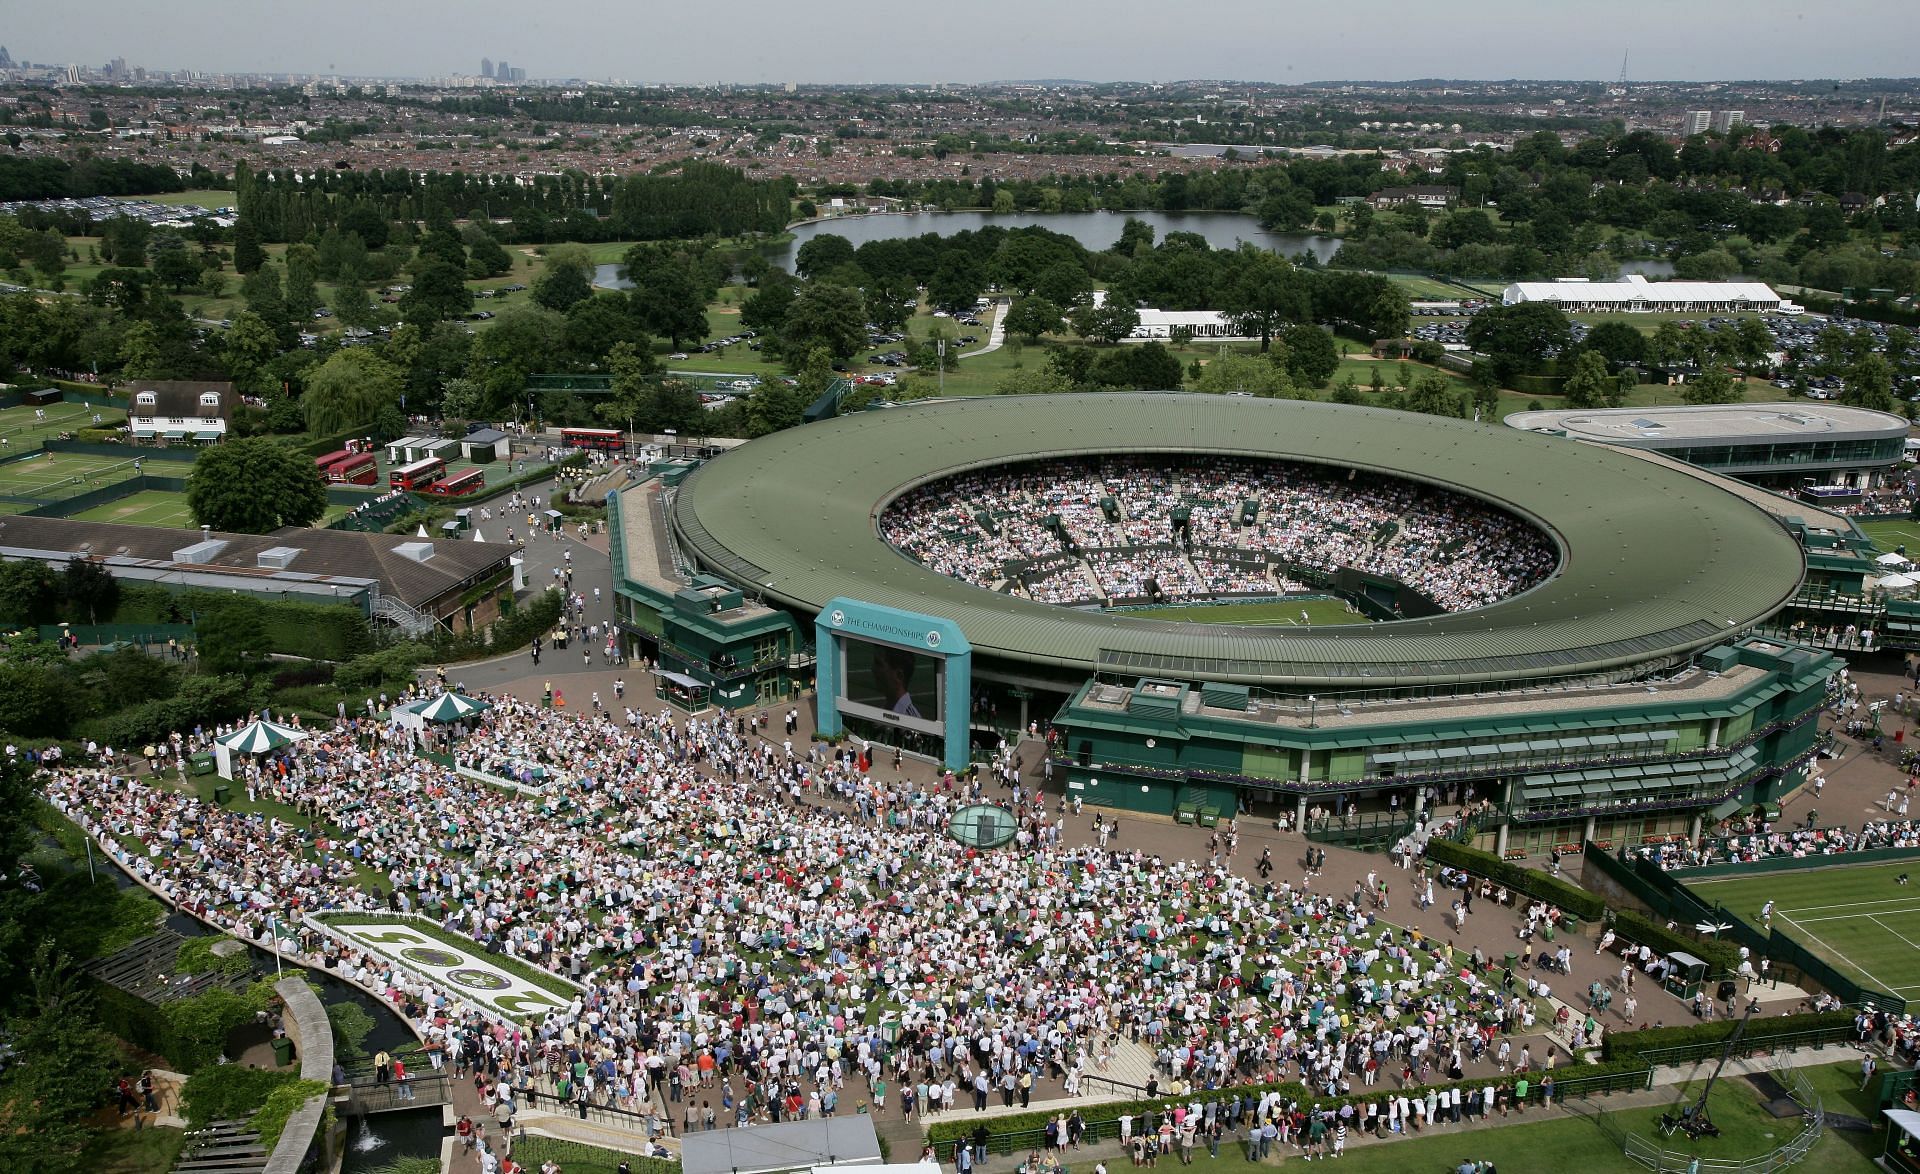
838 636 943 734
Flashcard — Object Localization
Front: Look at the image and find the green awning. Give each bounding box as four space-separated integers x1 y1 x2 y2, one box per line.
1708 795 1746 821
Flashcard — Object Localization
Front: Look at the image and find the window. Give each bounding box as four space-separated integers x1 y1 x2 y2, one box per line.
136 392 156 406
199 393 221 407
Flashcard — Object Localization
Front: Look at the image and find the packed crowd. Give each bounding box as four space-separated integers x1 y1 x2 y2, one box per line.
42 696 1571 1143
881 457 1555 612
1630 817 1920 870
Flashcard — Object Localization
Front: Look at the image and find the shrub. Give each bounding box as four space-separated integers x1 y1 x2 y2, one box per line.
1602 1010 1854 1062
181 1065 298 1128
1421 838 1605 921
1610 908 1742 976
251 1078 330 1151
174 934 256 980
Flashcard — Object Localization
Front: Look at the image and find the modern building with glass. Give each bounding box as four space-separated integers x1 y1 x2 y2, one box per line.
1504 403 1910 492
611 394 1841 858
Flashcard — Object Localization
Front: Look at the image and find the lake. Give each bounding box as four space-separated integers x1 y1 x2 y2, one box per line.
592 210 1340 288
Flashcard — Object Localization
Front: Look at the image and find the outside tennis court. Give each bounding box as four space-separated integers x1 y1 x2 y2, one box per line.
1682 860 1920 1005
0 449 143 498
71 489 198 528
0 401 125 447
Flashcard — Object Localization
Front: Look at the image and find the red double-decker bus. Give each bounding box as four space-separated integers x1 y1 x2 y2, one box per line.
328 451 379 486
426 467 486 497
390 457 447 492
559 427 624 452
315 449 353 476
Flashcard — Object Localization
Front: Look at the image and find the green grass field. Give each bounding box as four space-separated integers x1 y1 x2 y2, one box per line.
142 188 237 208
71 488 197 527
0 401 126 447
1859 519 1920 554
1683 860 1920 1003
0 449 143 497
1118 597 1369 627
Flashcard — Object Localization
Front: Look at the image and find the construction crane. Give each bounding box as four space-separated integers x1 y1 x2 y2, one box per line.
1659 998 1756 1139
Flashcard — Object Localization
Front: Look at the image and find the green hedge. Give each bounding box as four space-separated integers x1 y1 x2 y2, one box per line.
1602 1010 1855 1062
252 1078 330 1151
1610 909 1742 977
1421 839 1606 921
181 1065 298 1128
929 1009 1855 1151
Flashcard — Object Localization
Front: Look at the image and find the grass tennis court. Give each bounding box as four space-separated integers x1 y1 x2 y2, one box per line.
71 489 197 528
1114 597 1370 627
0 401 125 447
1682 860 1920 1003
0 449 143 497
1859 518 1920 554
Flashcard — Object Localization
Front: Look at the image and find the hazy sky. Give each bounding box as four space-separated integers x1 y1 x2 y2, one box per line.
12 0 1919 84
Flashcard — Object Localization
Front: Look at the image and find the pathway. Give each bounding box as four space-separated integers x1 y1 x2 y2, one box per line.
957 301 1009 359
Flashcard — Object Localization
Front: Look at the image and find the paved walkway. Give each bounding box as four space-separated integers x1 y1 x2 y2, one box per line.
958 301 1009 359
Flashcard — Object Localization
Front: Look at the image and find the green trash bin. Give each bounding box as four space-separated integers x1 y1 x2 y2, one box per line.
271 1037 295 1067
1541 924 1556 942
189 753 216 776
214 784 232 804
1504 951 1519 971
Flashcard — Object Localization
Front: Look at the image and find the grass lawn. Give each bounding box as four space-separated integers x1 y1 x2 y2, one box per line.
0 448 142 497
0 401 127 447
1125 1076 1871 1174
72 488 197 528
143 189 237 208
1118 597 1369 627
512 1134 657 1174
1858 519 1920 554
1388 274 1479 301
1682 861 1920 1003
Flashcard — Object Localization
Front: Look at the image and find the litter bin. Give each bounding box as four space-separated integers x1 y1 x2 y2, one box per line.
1541 924 1556 942
214 784 232 804
271 1037 295 1067
189 753 216 776
1504 951 1520 971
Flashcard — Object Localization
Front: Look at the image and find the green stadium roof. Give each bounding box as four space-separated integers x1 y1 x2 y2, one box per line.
671 394 1806 688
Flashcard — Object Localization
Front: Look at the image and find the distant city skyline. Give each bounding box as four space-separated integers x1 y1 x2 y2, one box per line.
12 0 1920 84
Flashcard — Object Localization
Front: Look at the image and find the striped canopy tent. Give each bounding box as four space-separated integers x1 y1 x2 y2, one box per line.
417 691 491 723
216 719 309 755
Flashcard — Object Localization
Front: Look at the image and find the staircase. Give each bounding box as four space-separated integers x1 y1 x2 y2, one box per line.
171 1119 268 1173
371 592 438 638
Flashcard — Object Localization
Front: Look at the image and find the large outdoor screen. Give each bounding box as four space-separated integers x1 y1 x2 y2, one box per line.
837 636 944 736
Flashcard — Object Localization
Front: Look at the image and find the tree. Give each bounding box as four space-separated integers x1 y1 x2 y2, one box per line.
1110 216 1155 256
1032 262 1093 310
1071 299 1140 345
561 294 646 368
1193 353 1298 398
0 560 59 626
995 367 1075 395
1560 350 1616 409
0 944 120 1170
282 243 322 323
438 376 485 423
1222 252 1309 352
331 280 376 330
1405 373 1467 417
596 340 663 433
794 233 856 280
399 259 473 326
1092 341 1184 390
232 219 265 274
779 282 867 366
628 266 707 350
1680 367 1742 406
468 306 566 409
748 351 818 436
1843 353 1897 413
62 556 119 625
1004 297 1064 344
301 348 404 435
1580 321 1648 369
1465 301 1570 378
463 227 513 279
926 253 986 313
186 437 328 532
151 236 200 293
194 604 270 675
1278 324 1340 388
531 247 594 312
739 274 798 337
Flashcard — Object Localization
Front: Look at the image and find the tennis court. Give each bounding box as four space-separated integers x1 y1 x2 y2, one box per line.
1113 597 1368 627
0 401 125 447
1682 860 1920 1004
0 449 144 499
71 489 198 528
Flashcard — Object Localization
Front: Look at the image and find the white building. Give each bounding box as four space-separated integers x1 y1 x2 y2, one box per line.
1128 309 1250 341
1500 275 1782 314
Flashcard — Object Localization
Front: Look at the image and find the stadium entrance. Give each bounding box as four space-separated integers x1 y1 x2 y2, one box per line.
815 598 973 772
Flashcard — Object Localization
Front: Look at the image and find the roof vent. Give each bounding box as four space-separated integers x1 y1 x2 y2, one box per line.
394 541 435 564
173 538 229 564
256 546 303 570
